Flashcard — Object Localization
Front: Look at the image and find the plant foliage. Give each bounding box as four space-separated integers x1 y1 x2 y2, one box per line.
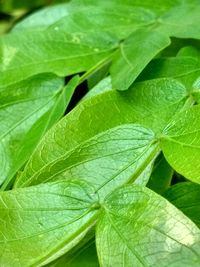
0 0 200 266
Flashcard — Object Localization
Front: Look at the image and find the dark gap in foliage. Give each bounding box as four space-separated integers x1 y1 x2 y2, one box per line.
64 74 74 85
171 172 187 185
0 12 12 20
161 37 200 57
65 74 88 114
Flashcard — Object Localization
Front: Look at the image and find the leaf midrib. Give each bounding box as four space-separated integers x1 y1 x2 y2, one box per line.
20 128 155 187
106 207 200 261
0 209 96 243
1 48 115 73
105 210 149 267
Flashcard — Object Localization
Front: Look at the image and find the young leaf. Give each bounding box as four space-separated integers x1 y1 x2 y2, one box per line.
164 182 200 228
161 105 200 184
96 185 200 267
15 78 187 189
0 180 99 266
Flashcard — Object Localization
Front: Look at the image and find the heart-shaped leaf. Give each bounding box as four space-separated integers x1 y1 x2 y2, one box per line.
96 185 200 267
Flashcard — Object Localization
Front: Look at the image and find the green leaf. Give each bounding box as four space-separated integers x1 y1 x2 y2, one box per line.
12 3 73 32
0 30 118 86
0 179 99 266
87 62 110 90
192 77 200 104
0 75 78 190
15 124 159 200
49 5 155 40
164 182 200 228
111 28 170 90
110 1 200 90
137 53 200 90
177 46 200 58
0 74 64 187
14 1 155 36
45 75 79 130
0 20 11 35
161 105 200 184
134 157 155 186
15 78 187 190
161 4 200 39
4 0 200 90
84 76 112 100
96 185 200 267
147 153 173 194
73 0 181 16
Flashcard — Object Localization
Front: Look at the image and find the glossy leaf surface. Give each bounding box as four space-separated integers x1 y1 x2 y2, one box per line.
0 30 118 86
161 105 200 184
0 74 63 187
96 185 200 267
0 180 99 266
15 124 159 200
2 0 200 90
15 78 187 189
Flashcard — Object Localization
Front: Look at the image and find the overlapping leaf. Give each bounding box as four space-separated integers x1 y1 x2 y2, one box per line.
138 46 200 91
0 180 99 266
15 78 187 191
0 74 62 187
0 30 118 87
1 0 200 90
111 1 200 90
15 124 158 199
96 185 200 267
13 1 158 33
1 2 200 266
0 75 78 189
161 105 200 184
110 28 170 90
164 182 200 228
